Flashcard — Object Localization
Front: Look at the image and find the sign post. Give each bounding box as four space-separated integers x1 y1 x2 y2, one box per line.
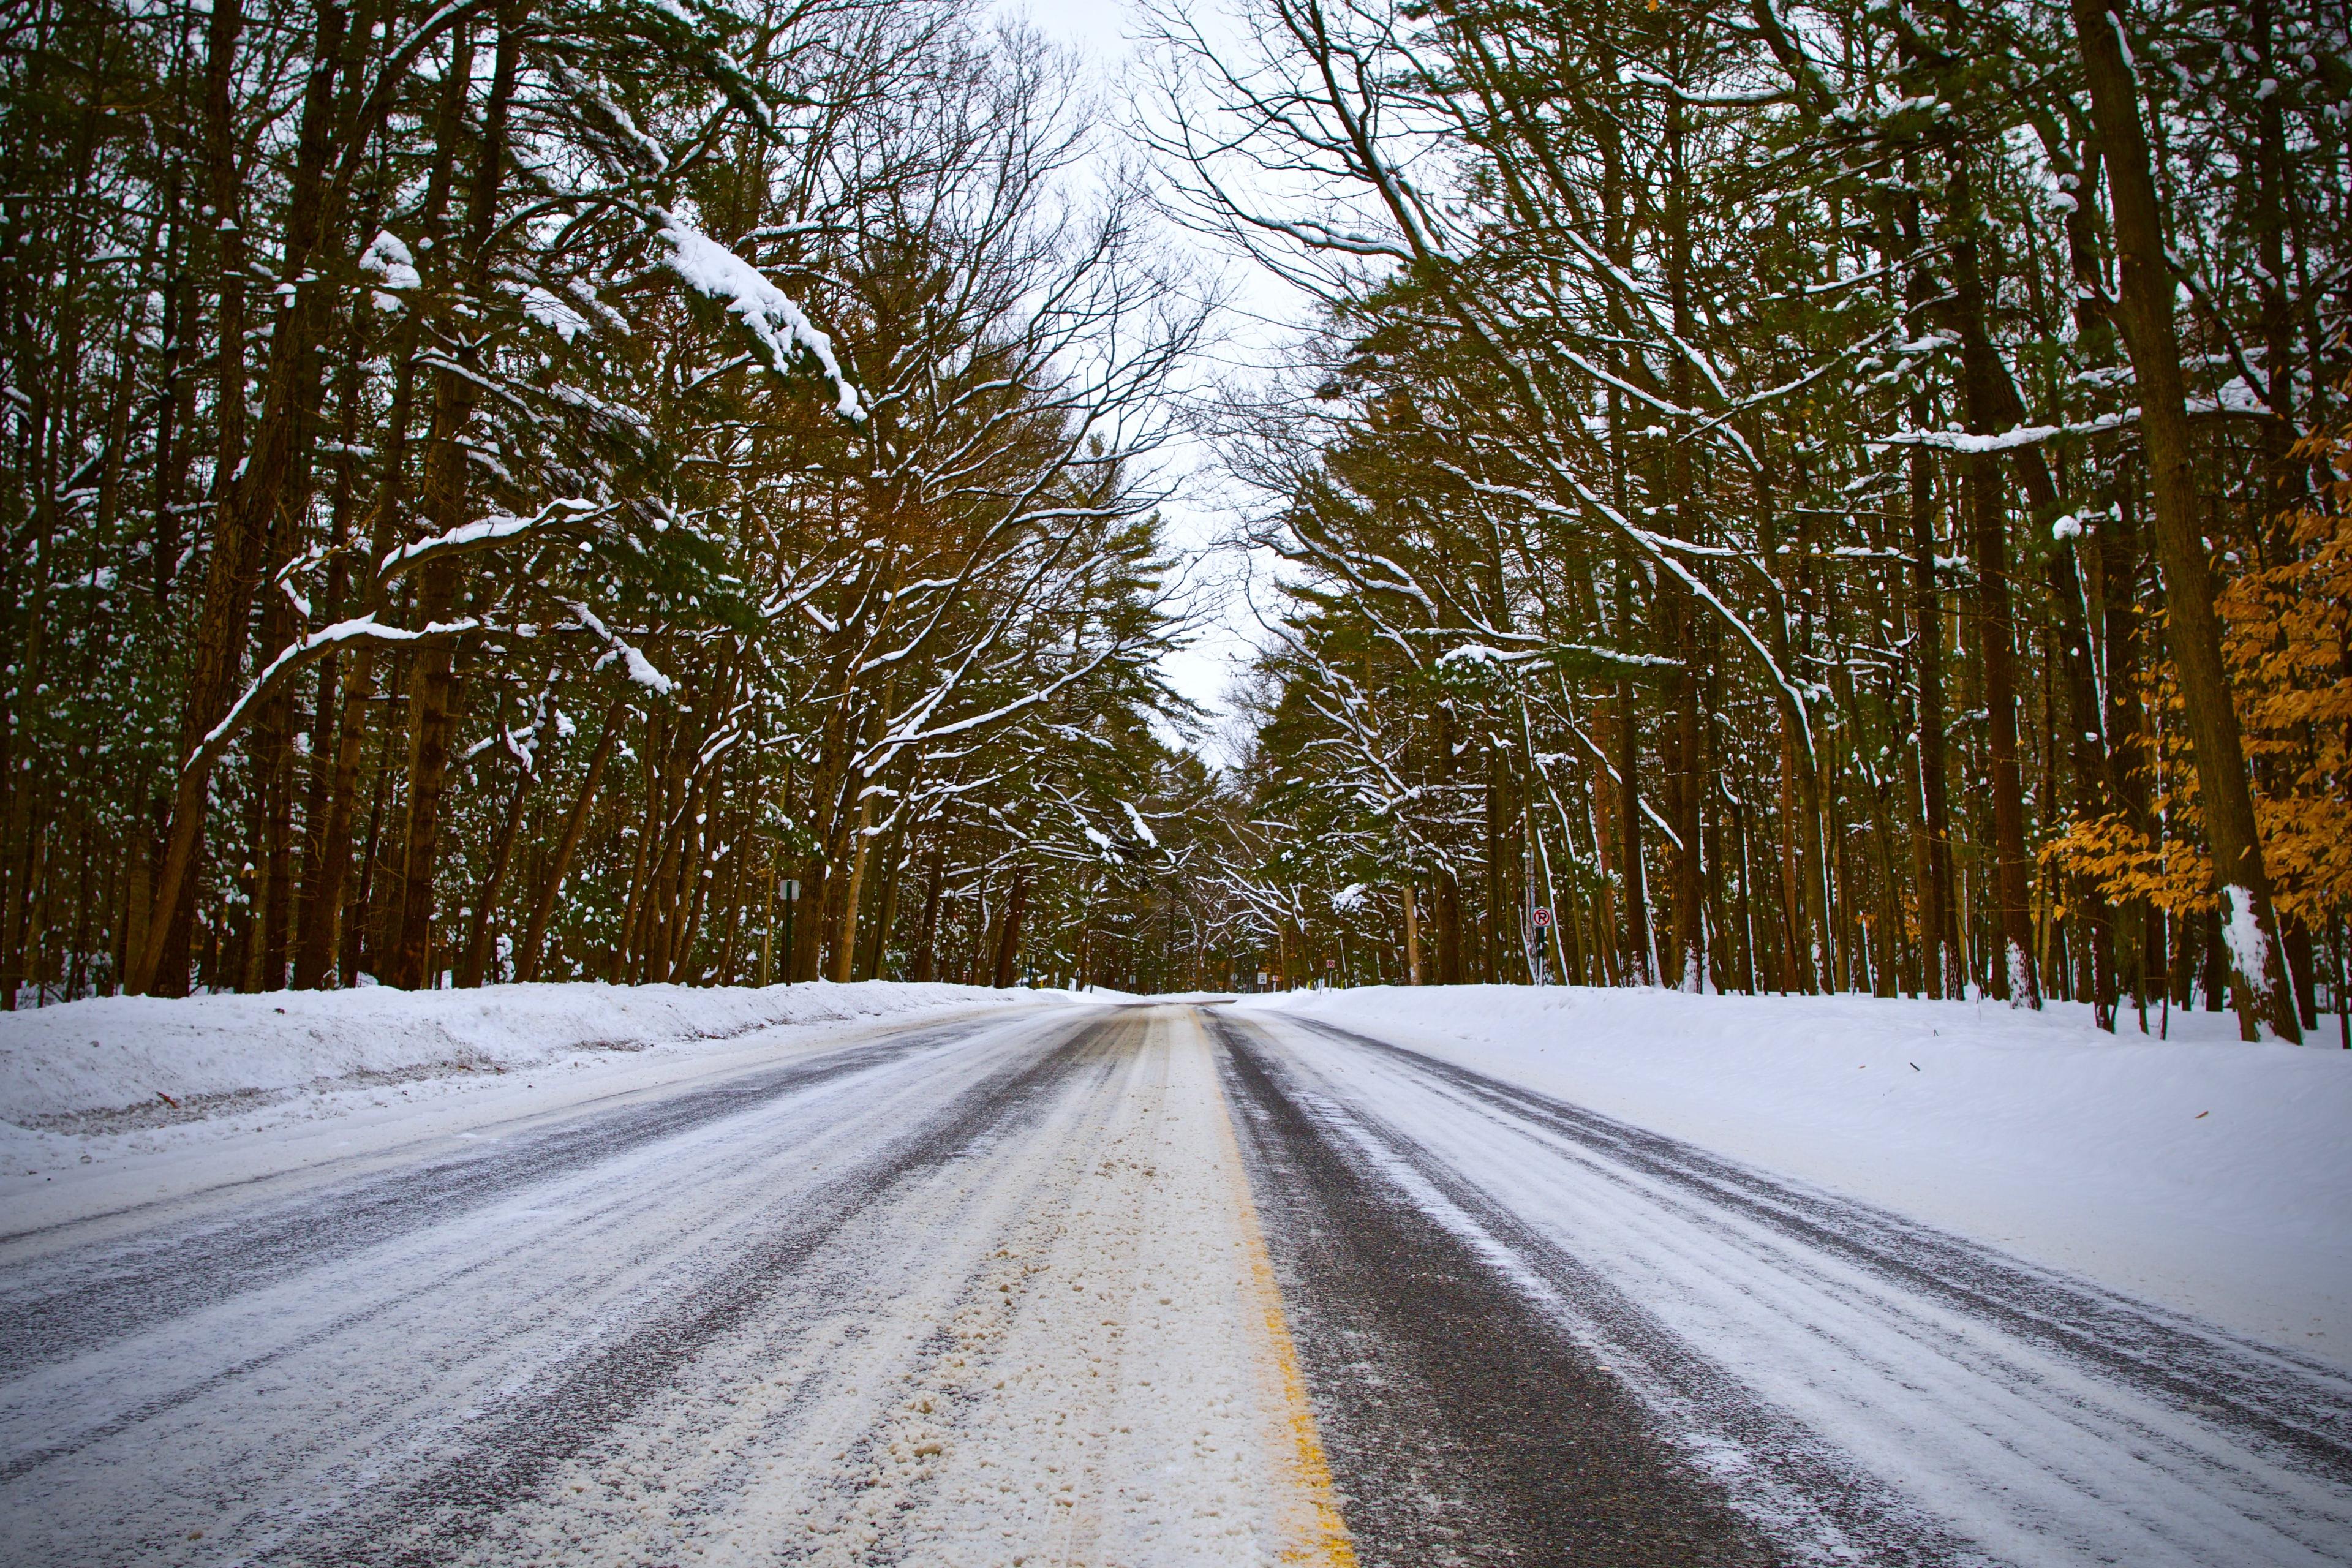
781 877 800 982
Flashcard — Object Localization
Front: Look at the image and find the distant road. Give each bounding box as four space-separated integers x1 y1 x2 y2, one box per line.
4 1003 2347 1566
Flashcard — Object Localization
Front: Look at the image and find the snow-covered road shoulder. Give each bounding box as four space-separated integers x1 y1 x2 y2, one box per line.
1244 985 2352 1364
0 982 1061 1191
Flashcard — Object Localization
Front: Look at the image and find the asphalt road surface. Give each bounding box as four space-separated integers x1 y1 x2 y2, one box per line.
4 1003 2348 1566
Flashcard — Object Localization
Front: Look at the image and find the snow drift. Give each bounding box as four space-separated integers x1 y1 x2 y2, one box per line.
0 981 1041 1134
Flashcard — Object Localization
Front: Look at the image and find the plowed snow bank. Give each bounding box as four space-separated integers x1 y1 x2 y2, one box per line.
0 981 1039 1131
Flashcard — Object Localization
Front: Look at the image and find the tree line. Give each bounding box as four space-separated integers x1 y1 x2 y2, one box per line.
1158 0 2350 1038
6 0 2346 1022
1 0 1232 1002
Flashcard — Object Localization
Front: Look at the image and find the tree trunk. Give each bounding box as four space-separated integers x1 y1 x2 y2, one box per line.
1966 454 2036 1005
126 0 250 996
862 816 905 981
1949 190 2039 1006
385 640 464 990
1910 456 1958 998
990 863 1028 987
1777 728 1815 993
832 788 872 983
1618 679 1653 986
346 737 391 982
1667 596 1705 991
791 849 827 982
132 0 368 994
1483 745 1515 982
1402 878 1420 984
910 832 946 983
458 762 533 987
1663 88 1705 993
1431 705 1466 984
385 10 518 990
515 699 620 982
714 840 747 984
2068 0 2299 1039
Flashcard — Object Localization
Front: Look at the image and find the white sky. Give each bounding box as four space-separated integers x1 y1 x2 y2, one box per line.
1001 0 1138 56
991 0 1306 766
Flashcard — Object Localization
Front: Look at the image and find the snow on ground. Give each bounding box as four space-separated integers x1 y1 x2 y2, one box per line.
12 976 2343 1363
1 1002 1348 1567
0 982 1058 1210
0 980 1044 1128
1225 1003 2352 1564
1245 984 2352 1363
860 1008 1346 1565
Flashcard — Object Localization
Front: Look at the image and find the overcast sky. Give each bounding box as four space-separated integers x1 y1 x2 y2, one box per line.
1005 0 1137 55
986 0 1303 765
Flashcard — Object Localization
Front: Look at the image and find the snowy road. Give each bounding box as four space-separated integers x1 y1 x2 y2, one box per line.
1218 1009 2352 1567
4 1002 2350 1566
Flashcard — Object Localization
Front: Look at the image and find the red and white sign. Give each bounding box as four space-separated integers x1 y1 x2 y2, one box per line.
1531 907 1553 930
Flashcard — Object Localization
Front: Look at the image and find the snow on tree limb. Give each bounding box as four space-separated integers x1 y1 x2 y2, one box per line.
654 211 863 420
186 617 483 781
1871 412 2140 451
566 601 676 695
380 497 606 581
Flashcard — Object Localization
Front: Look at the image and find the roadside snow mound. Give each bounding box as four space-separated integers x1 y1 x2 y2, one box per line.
0 981 1042 1133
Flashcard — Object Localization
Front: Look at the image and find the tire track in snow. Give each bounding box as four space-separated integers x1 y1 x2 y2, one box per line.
734 1007 1349 1568
1239 1011 2352 1566
1208 1027 1361 1568
1213 1014 1786 1568
371 1006 1349 1568
0 1017 996 1382
1285 1014 2352 1480
4 1006 1359 1568
790 1015 1154 1568
0 1010 1097 1567
250 1017 1107 1567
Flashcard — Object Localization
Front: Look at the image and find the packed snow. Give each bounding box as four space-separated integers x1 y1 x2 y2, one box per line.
1224 1001 2352 1565
5 986 2349 1564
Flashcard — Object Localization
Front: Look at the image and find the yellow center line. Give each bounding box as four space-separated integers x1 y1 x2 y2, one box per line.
1196 1009 1359 1567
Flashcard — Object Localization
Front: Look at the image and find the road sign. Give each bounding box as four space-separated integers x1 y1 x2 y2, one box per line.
1531 907 1553 930
781 878 801 902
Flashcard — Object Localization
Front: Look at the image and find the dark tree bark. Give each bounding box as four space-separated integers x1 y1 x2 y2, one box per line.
1948 181 2038 1006
2068 0 2299 1039
990 862 1029 987
129 0 251 996
1909 450 1958 998
910 831 946 983
458 758 533 987
385 9 518 989
1663 88 1705 993
1617 678 1653 986
515 699 621 983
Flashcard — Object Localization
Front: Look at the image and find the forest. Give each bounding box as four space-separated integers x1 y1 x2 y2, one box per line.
1 0 2346 1039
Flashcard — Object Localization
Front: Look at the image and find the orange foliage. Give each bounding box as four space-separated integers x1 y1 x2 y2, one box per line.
2043 805 2215 916
2047 414 2352 923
